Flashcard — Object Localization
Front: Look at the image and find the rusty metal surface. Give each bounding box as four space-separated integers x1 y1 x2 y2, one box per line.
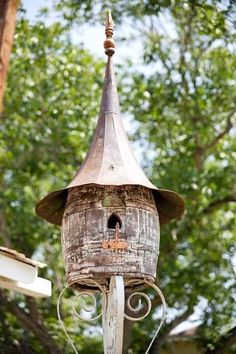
35 17 184 226
102 222 128 251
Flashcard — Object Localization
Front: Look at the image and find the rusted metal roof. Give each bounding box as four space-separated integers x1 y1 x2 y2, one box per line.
0 246 46 268
35 13 184 226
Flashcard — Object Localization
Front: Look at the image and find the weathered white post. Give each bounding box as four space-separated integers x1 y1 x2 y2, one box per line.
36 10 184 353
102 276 124 354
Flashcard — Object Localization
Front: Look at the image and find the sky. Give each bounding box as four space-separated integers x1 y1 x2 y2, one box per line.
22 0 143 66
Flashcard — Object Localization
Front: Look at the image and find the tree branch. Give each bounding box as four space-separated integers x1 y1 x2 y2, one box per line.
203 109 235 151
178 5 196 95
149 306 195 354
193 108 235 170
202 195 236 214
205 325 236 354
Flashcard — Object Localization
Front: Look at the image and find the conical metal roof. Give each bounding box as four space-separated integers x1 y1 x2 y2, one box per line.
35 11 184 226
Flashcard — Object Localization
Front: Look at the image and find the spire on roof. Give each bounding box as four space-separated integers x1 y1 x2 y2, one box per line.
35 10 185 226
104 10 115 56
100 11 119 116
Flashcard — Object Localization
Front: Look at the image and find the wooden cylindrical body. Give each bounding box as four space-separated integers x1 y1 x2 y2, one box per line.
62 185 160 289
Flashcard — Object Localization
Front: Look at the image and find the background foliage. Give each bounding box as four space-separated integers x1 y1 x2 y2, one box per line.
0 1 235 353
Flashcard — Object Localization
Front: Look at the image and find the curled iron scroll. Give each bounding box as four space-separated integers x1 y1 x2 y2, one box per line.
57 280 107 354
57 278 166 354
124 279 167 354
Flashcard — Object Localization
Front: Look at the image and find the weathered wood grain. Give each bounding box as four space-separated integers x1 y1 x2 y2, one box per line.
62 185 160 290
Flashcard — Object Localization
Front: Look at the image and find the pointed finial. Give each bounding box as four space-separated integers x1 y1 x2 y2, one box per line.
104 10 115 56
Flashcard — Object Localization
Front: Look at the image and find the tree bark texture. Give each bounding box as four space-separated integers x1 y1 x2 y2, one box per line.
0 0 18 112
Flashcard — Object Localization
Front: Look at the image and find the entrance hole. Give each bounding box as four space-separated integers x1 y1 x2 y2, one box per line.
107 213 122 229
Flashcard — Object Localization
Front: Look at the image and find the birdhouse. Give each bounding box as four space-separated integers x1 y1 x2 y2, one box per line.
35 12 184 292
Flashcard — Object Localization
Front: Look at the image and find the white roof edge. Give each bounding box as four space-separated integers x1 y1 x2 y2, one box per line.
0 246 46 268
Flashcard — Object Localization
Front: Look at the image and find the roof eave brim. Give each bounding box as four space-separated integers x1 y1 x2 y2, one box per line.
35 183 184 226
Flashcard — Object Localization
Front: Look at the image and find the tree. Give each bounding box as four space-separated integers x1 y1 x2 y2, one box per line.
0 1 236 353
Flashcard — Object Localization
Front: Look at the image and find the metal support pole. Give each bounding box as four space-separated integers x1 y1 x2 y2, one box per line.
103 276 124 354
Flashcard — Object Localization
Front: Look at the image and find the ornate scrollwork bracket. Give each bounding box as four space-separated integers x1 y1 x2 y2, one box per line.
57 279 107 354
124 279 166 354
57 277 166 354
